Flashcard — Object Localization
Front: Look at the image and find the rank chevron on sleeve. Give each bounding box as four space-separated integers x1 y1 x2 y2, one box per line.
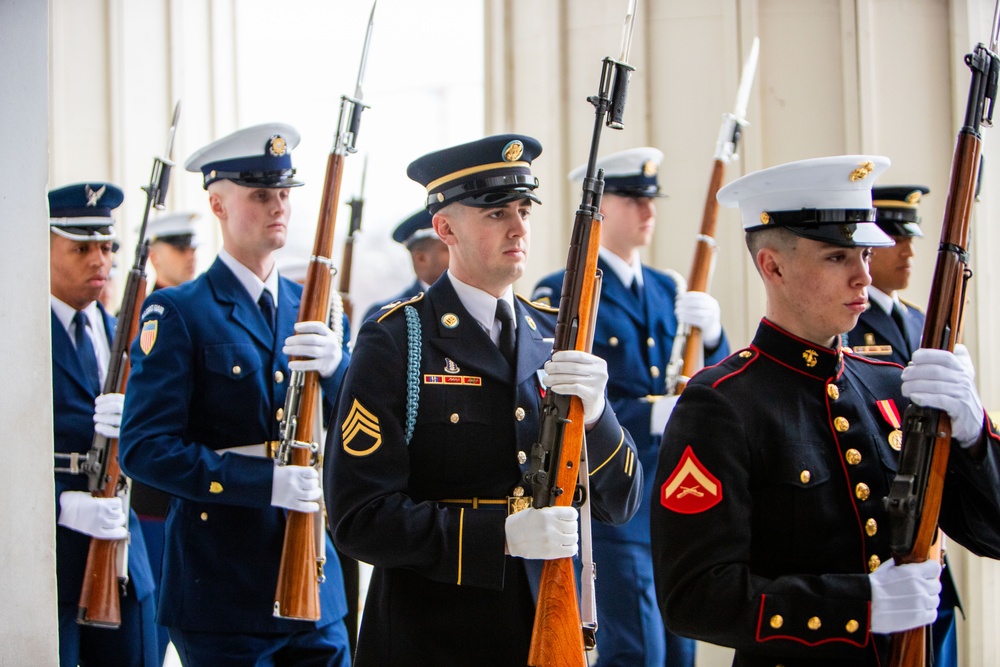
341 398 383 456
660 445 723 514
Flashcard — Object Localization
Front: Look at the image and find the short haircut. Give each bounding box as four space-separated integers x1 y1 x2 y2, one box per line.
745 227 798 273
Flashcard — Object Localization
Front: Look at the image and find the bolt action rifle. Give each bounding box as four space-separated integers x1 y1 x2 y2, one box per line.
524 1 637 665
883 5 1000 666
273 0 377 621
338 155 367 322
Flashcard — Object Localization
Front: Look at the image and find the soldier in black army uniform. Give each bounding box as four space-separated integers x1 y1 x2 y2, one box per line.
650 155 1000 666
326 134 643 666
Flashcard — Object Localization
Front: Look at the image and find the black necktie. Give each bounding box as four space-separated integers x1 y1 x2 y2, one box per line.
630 277 643 303
258 290 276 332
496 299 516 366
73 311 101 393
890 302 910 352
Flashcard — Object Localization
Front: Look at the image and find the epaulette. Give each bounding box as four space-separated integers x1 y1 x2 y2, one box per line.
900 297 926 314
376 292 425 323
516 292 558 313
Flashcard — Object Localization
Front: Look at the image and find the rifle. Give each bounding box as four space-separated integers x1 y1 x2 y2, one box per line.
71 101 181 627
883 6 999 666
524 2 637 664
665 37 758 396
273 0 376 621
338 155 367 323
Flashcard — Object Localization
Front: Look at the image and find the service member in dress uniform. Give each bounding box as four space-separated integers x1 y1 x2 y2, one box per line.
147 210 202 291
326 134 643 666
650 156 1000 666
49 182 158 666
119 123 352 667
532 147 728 667
362 208 449 321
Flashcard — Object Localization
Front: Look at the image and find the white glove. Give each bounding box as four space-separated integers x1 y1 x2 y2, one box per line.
505 506 579 560
650 395 680 438
93 392 124 439
271 464 321 513
283 321 343 378
542 350 608 426
675 291 722 348
901 346 985 447
58 491 128 540
869 558 942 634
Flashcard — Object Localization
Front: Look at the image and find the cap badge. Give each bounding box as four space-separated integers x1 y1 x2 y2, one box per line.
268 135 287 157
436 192 445 203
444 358 460 374
502 140 524 162
759 212 771 225
441 313 459 329
906 190 922 204
642 160 658 177
840 225 855 241
802 349 818 368
849 161 875 182
85 184 107 207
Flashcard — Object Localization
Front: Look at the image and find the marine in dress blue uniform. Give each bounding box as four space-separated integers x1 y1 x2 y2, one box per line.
650 156 1000 666
119 124 351 667
532 147 728 667
361 208 449 321
49 183 158 666
326 135 643 666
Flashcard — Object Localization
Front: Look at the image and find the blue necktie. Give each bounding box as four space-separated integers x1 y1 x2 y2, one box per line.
73 311 101 394
630 277 643 303
258 290 276 332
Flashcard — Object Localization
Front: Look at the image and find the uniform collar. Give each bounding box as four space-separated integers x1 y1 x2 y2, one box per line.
752 318 844 381
867 285 895 315
446 270 515 339
50 295 100 335
218 247 279 305
598 246 643 288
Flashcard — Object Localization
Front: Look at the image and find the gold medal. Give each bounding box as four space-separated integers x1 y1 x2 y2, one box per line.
888 429 903 451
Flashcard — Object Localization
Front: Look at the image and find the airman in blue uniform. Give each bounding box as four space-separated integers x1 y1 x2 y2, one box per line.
326 134 643 666
49 182 158 666
532 147 728 667
651 156 1000 666
119 123 351 667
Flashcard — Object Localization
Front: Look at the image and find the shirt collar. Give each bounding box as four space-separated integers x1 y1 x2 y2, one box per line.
867 285 895 315
599 246 643 287
218 248 280 304
446 270 515 335
50 295 100 334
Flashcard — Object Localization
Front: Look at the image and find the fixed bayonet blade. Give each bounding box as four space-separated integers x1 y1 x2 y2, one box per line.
617 0 638 63
733 37 759 122
354 0 378 102
990 0 1000 54
164 100 181 162
359 154 369 198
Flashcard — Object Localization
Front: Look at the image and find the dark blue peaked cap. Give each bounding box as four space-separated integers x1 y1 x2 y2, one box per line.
407 134 542 213
871 185 929 238
392 209 436 247
48 182 123 242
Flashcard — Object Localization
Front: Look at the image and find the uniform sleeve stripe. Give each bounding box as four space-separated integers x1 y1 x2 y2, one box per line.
589 428 626 476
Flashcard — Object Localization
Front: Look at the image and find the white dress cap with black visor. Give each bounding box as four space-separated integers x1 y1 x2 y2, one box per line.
184 122 304 190
48 182 122 243
717 155 895 247
569 146 667 198
146 211 203 249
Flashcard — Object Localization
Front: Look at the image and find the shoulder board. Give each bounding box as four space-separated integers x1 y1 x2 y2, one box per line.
376 292 425 323
658 267 687 294
516 292 558 314
899 298 926 314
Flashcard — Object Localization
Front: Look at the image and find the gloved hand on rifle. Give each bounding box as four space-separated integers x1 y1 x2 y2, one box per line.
675 291 723 348
542 350 608 426
93 392 125 439
58 491 128 540
901 344 985 448
868 557 941 634
283 321 343 378
505 506 579 560
271 464 321 513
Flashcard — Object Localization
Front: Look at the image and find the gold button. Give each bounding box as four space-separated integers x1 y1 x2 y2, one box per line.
609 337 619 347
739 350 752 358
512 486 524 498
650 366 661 379
647 337 655 348
200 512 208 521
209 481 223 494
807 616 822 630
846 620 859 633
276 408 284 421
800 470 811 484
834 416 850 432
869 555 881 572
769 614 783 629
274 370 284 383
232 365 242 375
517 451 527 464
515 407 526 421
855 483 870 501
845 449 862 466
865 518 878 537
450 413 460 424
827 384 840 400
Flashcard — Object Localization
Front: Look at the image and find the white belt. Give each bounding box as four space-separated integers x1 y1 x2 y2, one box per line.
216 441 279 458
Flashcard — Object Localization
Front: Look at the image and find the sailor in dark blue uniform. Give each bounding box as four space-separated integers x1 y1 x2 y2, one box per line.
532 147 728 667
651 156 1000 666
362 208 449 321
49 182 158 666
326 134 643 666
119 123 351 667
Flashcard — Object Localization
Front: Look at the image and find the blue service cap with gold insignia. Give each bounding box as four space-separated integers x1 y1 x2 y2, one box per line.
569 147 666 198
872 185 928 238
392 209 436 248
48 182 122 242
184 122 304 190
717 155 895 248
407 134 542 213
146 211 202 249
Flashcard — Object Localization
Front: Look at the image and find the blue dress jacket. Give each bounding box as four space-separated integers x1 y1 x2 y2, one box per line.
847 299 924 366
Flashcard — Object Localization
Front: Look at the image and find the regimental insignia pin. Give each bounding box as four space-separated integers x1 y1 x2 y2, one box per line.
660 446 722 514
642 159 658 177
444 358 460 374
849 161 875 181
888 429 903 451
760 211 770 225
268 134 287 157
441 313 459 329
140 320 158 354
85 184 106 207
342 399 382 456
502 140 524 162
865 333 876 345
524 315 537 331
802 349 818 368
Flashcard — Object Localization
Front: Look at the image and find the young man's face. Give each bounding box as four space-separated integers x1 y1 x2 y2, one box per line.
600 194 656 258
150 241 197 288
868 235 914 294
434 198 531 297
49 233 114 310
210 181 290 261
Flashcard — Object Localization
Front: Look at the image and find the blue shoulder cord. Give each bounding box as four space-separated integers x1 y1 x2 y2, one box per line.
404 305 421 445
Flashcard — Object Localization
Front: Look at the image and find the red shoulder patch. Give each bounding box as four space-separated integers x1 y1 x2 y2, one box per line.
659 446 723 514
